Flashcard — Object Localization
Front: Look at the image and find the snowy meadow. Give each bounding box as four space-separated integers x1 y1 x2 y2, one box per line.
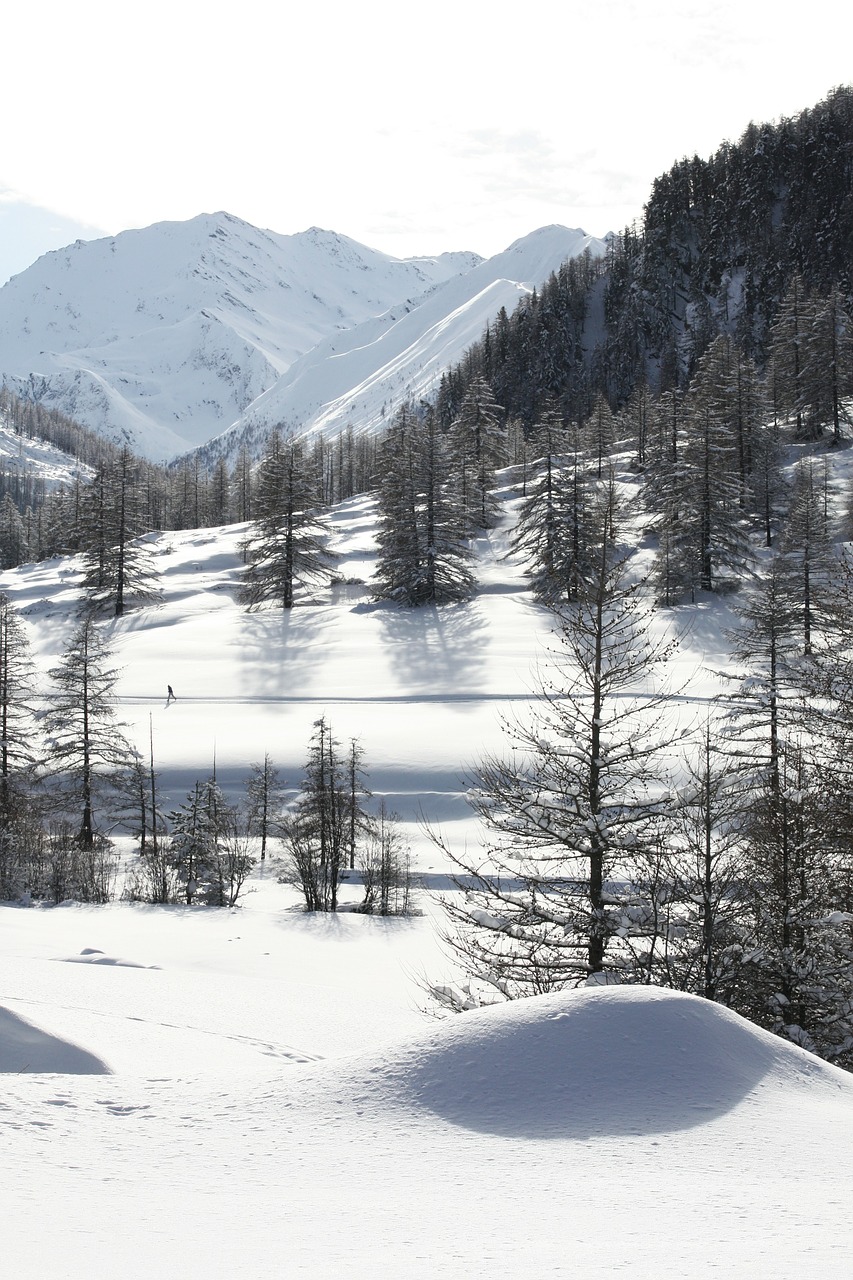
2 469 853 1278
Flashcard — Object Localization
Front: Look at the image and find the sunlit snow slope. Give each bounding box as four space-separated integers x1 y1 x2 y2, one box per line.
0 214 604 462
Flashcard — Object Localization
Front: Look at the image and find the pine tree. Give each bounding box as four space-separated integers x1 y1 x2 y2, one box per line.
43 617 135 849
429 480 681 1007
79 448 161 617
240 431 335 610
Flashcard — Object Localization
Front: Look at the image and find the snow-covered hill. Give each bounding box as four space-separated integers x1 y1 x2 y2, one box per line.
0 214 604 462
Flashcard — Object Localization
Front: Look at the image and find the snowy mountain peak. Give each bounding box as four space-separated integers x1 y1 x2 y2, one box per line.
0 215 605 462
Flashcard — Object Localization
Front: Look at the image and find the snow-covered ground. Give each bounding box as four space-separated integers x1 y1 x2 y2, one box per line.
2 465 853 1278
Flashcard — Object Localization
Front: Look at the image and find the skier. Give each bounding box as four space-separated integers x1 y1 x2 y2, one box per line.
167 684 176 703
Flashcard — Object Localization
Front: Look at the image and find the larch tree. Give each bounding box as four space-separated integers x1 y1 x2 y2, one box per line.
243 753 286 861
79 448 162 618
282 717 371 912
447 377 506 532
240 430 335 610
373 404 475 605
429 478 682 1008
43 616 135 849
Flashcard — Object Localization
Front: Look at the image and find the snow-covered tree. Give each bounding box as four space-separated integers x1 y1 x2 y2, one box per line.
43 617 135 849
240 430 335 610
430 479 681 1006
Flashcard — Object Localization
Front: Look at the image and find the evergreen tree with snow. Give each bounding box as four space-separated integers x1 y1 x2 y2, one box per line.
240 430 335 610
373 404 475 605
43 616 135 849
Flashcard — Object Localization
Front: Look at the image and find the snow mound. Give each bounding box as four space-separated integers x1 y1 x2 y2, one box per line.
338 986 852 1139
0 1006 109 1074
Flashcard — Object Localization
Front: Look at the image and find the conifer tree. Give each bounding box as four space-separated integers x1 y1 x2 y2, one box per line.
240 430 335 609
43 617 135 849
282 718 370 912
511 413 598 604
800 287 853 443
430 480 681 1006
778 458 840 655
735 741 853 1067
0 593 41 893
653 347 751 598
243 754 285 861
768 274 815 439
373 405 474 605
447 377 506 531
79 448 161 617
0 494 27 569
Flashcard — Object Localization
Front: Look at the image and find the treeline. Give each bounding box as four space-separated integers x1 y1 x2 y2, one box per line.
0 383 382 572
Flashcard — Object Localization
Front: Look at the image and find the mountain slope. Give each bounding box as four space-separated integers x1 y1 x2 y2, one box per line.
0 213 481 460
0 215 604 464
197 225 607 466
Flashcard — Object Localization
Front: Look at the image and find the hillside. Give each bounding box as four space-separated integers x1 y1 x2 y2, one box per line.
0 214 603 462
2 467 853 1276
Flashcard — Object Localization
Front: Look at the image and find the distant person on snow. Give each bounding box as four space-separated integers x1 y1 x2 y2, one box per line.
167 685 176 703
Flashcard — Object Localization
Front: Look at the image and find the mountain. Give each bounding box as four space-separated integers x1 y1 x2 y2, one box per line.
195 225 606 468
0 213 604 463
0 212 482 461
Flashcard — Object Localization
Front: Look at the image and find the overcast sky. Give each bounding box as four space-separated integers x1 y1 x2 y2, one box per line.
1 0 849 284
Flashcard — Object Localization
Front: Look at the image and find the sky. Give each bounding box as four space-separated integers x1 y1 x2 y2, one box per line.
1 0 850 285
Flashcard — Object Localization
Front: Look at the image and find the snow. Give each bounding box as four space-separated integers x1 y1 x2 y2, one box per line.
0 214 605 461
0 420 93 489
2 469 853 1278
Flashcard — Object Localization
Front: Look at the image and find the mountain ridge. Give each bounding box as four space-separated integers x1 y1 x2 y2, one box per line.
0 213 603 462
